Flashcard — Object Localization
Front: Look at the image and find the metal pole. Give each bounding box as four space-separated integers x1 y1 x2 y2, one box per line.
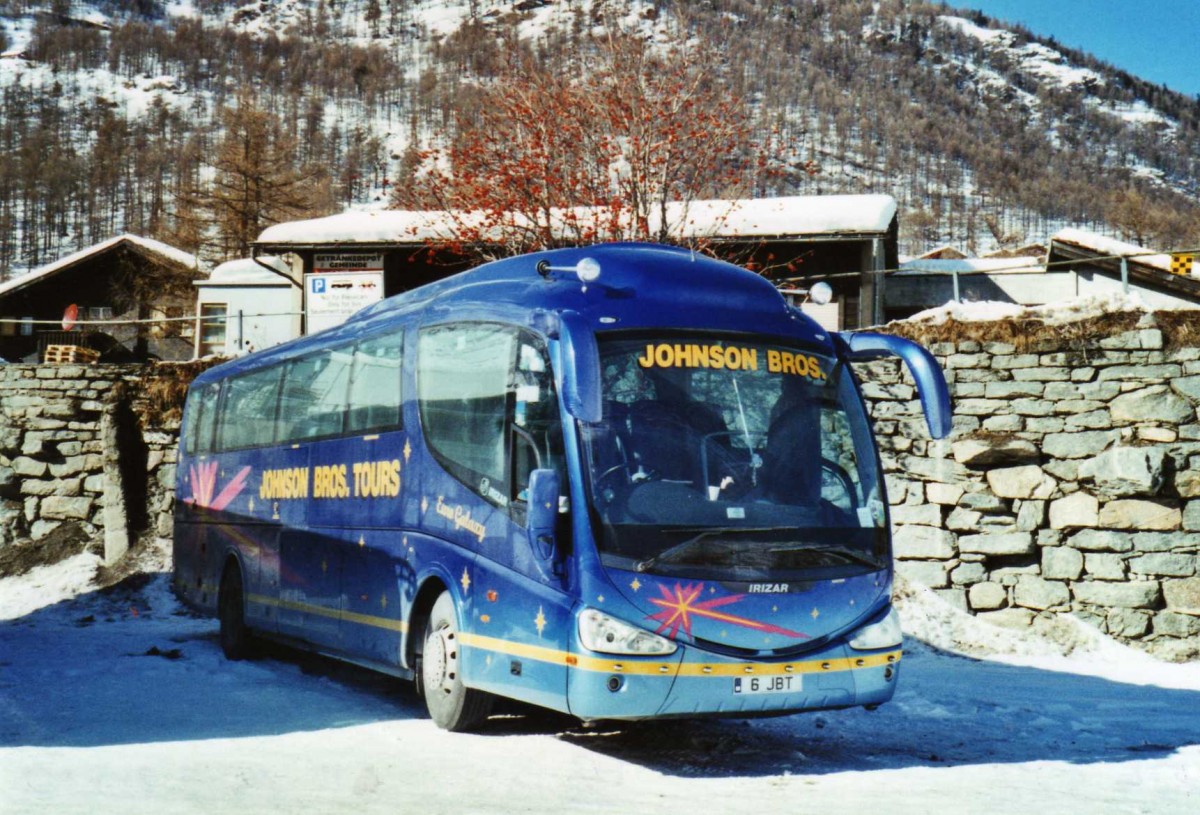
872 238 885 325
952 270 961 303
1120 257 1129 294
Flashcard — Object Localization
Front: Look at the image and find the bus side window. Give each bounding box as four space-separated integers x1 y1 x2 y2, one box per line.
511 337 564 508
217 366 284 451
278 349 352 442
184 382 221 455
347 329 403 434
418 324 515 508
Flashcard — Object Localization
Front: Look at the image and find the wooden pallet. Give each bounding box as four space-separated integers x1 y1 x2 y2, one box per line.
43 344 100 364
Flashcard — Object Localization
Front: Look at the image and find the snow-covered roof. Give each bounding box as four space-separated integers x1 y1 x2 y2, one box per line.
199 256 294 287
257 209 474 246
896 256 1043 276
673 195 897 238
1051 228 1172 272
0 234 200 299
256 195 898 247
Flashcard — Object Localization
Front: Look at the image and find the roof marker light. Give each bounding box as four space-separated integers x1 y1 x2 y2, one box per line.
809 281 833 305
536 257 602 287
576 257 601 282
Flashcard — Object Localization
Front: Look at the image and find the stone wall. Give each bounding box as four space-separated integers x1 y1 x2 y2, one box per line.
859 319 1200 661
0 363 181 563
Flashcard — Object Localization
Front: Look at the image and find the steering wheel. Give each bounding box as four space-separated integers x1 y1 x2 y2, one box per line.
594 462 632 490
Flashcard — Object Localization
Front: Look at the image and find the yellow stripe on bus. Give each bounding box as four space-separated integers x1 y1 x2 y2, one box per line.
248 593 408 633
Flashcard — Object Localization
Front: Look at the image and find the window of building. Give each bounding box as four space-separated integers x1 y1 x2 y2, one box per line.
198 304 227 357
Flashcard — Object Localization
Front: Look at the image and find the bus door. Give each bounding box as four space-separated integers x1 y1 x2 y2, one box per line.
416 325 573 711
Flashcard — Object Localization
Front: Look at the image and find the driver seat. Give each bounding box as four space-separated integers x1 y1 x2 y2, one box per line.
759 402 821 505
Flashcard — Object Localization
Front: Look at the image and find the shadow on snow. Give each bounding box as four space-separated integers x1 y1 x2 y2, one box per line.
0 573 423 749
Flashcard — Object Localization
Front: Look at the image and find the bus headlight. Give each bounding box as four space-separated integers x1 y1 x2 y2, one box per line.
848 607 902 651
578 609 677 656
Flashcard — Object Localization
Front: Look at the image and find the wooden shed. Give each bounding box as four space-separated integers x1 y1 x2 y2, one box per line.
0 235 200 362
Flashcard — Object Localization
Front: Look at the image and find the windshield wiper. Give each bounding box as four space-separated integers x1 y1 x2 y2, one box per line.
635 527 783 573
767 543 884 569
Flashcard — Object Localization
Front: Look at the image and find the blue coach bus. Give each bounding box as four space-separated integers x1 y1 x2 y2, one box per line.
174 243 951 731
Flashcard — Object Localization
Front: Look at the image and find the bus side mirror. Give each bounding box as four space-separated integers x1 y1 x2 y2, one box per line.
526 468 561 570
839 332 953 440
559 311 602 423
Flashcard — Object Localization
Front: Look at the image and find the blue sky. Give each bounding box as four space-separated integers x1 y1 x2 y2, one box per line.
962 1 1200 97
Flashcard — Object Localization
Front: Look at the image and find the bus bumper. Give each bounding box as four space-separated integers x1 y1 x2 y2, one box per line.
565 641 901 721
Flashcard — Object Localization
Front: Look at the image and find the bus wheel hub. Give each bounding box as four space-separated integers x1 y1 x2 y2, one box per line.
425 628 456 695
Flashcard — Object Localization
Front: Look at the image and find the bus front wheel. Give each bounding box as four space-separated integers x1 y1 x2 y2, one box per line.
218 562 256 661
421 592 493 731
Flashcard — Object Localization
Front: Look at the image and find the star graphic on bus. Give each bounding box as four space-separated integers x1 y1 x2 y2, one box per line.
647 582 808 640
185 462 251 511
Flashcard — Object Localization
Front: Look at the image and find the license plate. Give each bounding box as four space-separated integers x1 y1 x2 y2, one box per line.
733 674 801 695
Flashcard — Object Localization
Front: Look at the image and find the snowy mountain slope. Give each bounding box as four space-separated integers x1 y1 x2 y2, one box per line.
2 544 1199 814
2 0 1199 277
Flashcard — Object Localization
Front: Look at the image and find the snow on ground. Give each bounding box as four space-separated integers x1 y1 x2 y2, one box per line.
939 15 1104 91
2 546 1199 814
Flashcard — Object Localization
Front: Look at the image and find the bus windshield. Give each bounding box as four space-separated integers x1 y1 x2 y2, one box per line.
581 334 888 581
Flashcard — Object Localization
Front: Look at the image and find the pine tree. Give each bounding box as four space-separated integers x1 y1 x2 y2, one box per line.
199 93 321 259
364 0 382 38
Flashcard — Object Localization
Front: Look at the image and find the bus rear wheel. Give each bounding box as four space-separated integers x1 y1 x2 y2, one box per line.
219 562 256 661
421 592 493 731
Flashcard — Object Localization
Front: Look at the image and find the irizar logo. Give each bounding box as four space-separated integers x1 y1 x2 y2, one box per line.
747 583 789 593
